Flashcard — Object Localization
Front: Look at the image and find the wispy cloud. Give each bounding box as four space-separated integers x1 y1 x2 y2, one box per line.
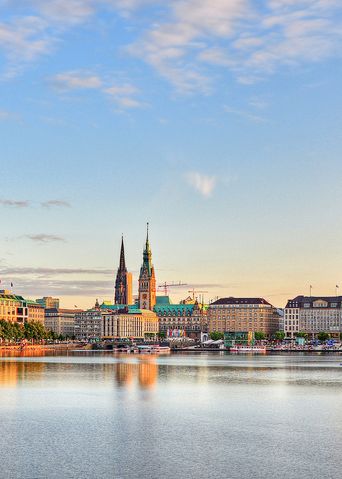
51 71 102 90
224 105 266 123
50 70 143 109
0 15 52 76
0 110 20 121
0 198 71 209
23 234 66 243
185 171 217 198
5 278 113 297
128 0 342 90
1 0 341 90
0 266 112 277
41 200 71 208
0 199 30 208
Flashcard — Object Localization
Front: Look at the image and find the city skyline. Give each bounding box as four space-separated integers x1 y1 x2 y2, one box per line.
1 1 342 308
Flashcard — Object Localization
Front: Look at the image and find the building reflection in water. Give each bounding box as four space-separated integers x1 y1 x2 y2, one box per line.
114 357 158 390
0 357 46 388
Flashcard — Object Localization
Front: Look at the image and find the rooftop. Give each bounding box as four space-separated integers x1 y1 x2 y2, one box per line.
210 297 272 306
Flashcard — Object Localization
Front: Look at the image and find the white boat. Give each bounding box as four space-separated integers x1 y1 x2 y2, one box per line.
150 345 171 353
230 345 266 353
137 345 171 354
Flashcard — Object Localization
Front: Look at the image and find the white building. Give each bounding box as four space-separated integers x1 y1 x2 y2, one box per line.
284 296 341 338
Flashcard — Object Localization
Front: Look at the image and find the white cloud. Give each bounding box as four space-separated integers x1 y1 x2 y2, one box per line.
1 0 341 90
129 0 342 90
0 16 51 67
50 70 143 109
51 71 103 90
185 171 217 198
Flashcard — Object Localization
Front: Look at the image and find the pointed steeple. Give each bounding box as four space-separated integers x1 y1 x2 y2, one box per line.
115 235 132 305
139 223 156 310
119 235 126 271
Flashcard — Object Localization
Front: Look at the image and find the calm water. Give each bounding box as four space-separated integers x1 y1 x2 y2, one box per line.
0 351 341 479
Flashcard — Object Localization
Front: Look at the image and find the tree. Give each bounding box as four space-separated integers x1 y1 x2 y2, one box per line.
274 331 285 341
255 331 266 341
295 332 308 339
317 331 330 342
210 331 224 341
158 331 166 339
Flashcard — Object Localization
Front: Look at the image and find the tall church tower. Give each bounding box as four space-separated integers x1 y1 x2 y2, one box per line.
138 223 156 310
115 236 132 305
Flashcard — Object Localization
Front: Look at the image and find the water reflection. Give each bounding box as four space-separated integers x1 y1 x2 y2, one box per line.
0 360 45 387
114 358 158 389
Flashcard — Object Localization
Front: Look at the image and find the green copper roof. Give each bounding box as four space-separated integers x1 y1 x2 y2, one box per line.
100 303 143 315
100 303 138 311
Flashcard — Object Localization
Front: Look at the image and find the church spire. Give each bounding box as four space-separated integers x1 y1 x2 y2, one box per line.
119 235 126 271
115 235 132 305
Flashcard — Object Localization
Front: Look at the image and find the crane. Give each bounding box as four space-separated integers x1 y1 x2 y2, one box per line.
188 289 208 301
158 281 187 296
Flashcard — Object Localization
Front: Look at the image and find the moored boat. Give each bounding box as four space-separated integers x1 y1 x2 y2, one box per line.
230 345 266 353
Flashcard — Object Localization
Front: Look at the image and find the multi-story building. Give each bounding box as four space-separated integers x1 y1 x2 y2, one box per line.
45 308 83 337
74 309 103 341
138 223 156 310
36 297 60 309
154 296 208 339
208 297 279 337
0 290 44 324
27 300 45 324
102 307 159 340
115 237 133 305
0 290 26 323
284 296 342 339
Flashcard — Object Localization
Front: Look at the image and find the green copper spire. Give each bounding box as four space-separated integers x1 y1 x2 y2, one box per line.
141 222 152 276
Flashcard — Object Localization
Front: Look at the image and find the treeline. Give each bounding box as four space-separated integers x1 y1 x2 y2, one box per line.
0 320 63 341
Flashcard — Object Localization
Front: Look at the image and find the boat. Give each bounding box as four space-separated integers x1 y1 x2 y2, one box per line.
229 345 266 354
137 345 171 354
150 345 171 354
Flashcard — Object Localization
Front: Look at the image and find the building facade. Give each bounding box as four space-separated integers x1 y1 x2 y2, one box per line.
36 297 60 309
26 300 45 324
208 297 279 337
114 237 133 305
284 296 342 338
0 290 44 324
45 308 83 337
154 296 208 339
102 308 159 340
138 224 156 311
74 309 103 341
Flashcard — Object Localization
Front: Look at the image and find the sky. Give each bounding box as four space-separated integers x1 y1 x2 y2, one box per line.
1 0 342 309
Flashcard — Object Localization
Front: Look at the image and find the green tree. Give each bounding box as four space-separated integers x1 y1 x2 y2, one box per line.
317 331 330 342
274 331 285 340
24 321 48 341
255 331 266 341
295 332 308 339
210 331 224 341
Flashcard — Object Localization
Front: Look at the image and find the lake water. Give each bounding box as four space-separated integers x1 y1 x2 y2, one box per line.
0 351 341 479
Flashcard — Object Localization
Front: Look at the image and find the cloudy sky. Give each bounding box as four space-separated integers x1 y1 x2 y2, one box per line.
1 0 342 308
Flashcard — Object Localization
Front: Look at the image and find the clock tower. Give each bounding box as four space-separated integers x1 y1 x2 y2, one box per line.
138 223 156 310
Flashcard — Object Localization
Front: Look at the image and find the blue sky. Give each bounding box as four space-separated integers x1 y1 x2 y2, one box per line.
1 0 342 308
